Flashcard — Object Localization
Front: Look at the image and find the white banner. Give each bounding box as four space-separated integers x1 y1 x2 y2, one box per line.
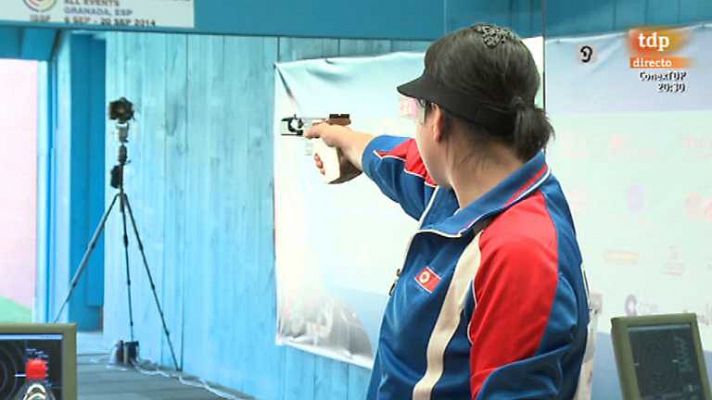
3 0 194 29
273 53 422 368
545 25 712 349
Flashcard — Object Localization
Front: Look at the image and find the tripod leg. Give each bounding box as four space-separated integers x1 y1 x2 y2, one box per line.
119 192 136 342
123 194 182 372
54 194 120 323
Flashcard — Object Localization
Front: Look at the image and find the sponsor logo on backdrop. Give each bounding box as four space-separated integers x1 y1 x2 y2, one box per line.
604 250 640 266
625 294 660 317
608 134 625 155
663 246 686 277
682 135 712 160
627 184 645 214
685 193 712 223
24 0 57 12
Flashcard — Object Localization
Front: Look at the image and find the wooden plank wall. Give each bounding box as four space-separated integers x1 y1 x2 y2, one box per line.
545 0 712 36
102 32 428 400
49 35 74 326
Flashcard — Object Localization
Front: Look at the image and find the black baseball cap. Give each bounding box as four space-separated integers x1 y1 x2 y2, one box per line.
397 71 515 135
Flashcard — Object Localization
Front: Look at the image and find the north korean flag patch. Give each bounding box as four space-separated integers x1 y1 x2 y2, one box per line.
415 266 441 293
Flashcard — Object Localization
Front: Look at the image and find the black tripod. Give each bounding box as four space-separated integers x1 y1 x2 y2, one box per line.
53 99 180 372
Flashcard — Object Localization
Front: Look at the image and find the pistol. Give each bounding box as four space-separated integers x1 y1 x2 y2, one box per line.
279 114 360 184
280 114 351 136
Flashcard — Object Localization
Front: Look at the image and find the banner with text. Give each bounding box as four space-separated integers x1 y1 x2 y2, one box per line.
3 0 194 29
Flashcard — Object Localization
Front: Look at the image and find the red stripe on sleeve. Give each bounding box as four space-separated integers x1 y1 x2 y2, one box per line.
505 165 548 206
469 192 559 399
376 139 436 186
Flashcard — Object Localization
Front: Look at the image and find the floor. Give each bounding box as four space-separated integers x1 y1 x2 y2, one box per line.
77 333 253 400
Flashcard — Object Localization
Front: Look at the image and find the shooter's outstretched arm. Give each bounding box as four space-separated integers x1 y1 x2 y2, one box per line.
305 123 373 172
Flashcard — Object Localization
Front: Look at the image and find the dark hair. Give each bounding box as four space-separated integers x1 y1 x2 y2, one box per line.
424 23 552 161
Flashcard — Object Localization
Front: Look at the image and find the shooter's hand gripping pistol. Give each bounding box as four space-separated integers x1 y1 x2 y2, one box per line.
281 114 362 184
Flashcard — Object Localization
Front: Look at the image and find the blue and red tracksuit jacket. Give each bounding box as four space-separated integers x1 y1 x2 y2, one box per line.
361 135 589 399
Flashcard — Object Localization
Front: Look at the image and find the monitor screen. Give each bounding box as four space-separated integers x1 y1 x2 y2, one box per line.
629 323 705 399
612 314 711 400
0 324 75 400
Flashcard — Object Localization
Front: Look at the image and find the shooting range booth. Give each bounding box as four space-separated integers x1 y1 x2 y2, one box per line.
1 0 711 399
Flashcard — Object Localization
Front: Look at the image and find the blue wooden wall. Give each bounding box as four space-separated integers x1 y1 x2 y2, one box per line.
0 27 56 60
45 33 106 330
96 32 429 399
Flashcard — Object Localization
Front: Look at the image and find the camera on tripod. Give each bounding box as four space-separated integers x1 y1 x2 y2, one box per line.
109 97 134 144
108 97 134 189
109 97 134 123
55 96 181 372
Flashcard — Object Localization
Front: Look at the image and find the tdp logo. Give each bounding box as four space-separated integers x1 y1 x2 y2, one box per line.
636 32 670 52
628 27 689 69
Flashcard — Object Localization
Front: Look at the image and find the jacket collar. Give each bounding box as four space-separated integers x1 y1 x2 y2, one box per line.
420 151 551 238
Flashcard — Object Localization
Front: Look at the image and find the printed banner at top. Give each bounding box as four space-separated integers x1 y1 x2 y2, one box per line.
3 0 194 29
